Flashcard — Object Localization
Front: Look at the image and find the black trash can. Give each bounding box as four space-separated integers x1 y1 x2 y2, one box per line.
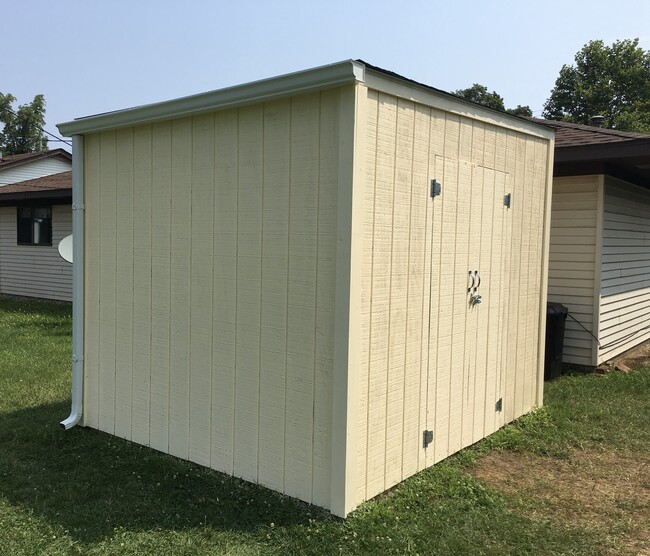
545 302 568 380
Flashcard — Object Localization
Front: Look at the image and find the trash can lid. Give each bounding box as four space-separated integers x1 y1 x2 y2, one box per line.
547 301 568 316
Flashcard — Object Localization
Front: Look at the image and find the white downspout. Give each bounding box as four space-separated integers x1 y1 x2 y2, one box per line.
61 135 84 429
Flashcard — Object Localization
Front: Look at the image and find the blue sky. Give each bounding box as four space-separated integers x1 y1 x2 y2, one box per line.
3 0 650 147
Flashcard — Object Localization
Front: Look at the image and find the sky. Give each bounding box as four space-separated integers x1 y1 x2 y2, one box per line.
3 0 650 150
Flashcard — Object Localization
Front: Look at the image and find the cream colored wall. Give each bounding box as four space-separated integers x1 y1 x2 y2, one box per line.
83 89 343 510
355 88 549 506
0 204 72 301
547 176 600 366
598 177 650 363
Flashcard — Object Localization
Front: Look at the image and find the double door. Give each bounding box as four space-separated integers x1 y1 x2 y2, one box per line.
423 158 512 466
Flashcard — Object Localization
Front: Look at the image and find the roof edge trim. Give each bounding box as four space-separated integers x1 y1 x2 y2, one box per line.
57 60 365 136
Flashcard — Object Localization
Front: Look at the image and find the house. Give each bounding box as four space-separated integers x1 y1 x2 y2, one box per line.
0 149 73 301
540 119 650 367
57 60 554 517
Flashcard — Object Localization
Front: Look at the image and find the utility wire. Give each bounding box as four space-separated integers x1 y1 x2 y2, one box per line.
1 104 72 147
566 312 601 347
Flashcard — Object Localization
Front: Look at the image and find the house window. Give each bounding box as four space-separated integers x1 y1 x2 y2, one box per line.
17 206 52 246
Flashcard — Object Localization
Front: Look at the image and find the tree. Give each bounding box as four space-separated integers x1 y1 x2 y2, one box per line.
454 84 533 117
543 39 650 132
0 93 48 155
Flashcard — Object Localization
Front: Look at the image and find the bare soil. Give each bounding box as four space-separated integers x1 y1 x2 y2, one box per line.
470 449 650 555
602 339 650 372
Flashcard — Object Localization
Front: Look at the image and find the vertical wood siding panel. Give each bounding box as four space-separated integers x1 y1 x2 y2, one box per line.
448 158 471 455
484 167 506 436
234 105 264 483
211 109 239 475
131 126 153 446
114 128 135 440
149 121 172 453
365 93 397 499
433 114 459 462
84 134 101 428
501 133 517 424
284 94 319 501
469 164 489 446
357 90 378 502
402 104 430 477
98 131 117 434
168 118 192 459
384 98 414 487
426 110 445 467
312 89 339 507
189 114 215 467
258 98 291 492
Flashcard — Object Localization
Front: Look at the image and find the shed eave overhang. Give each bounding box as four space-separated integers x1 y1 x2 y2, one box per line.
57 60 366 136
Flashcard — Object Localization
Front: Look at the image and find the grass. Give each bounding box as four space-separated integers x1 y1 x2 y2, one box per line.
0 295 648 555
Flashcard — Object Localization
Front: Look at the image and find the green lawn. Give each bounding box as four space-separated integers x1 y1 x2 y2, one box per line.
0 296 648 555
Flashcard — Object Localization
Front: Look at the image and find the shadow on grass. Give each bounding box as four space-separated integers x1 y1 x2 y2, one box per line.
0 400 326 545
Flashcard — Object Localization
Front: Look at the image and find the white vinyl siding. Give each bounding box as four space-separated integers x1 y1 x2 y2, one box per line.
547 176 600 366
0 158 71 186
598 177 650 362
0 204 72 301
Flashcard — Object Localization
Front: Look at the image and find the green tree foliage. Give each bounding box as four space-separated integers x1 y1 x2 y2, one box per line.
543 39 650 132
454 84 533 117
0 93 48 155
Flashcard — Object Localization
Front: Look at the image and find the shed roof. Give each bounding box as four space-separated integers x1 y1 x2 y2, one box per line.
531 118 650 186
0 148 72 170
58 61 552 140
0 171 72 204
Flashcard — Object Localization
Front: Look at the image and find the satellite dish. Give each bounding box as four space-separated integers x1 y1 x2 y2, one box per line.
58 234 73 263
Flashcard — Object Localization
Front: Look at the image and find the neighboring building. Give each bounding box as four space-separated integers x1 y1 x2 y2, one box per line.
541 119 650 366
0 150 73 301
58 60 554 517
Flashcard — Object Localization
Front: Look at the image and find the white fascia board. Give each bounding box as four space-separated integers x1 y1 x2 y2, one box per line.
58 60 366 136
364 69 555 140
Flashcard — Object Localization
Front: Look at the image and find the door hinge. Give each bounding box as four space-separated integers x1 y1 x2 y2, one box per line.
495 398 503 412
431 179 441 198
423 430 433 448
503 193 511 208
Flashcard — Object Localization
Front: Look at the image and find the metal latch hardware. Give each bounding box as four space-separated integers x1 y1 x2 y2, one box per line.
423 430 433 448
431 179 441 198
503 193 511 208
495 398 503 412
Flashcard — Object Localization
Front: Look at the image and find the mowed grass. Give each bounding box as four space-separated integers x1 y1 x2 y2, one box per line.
0 295 648 555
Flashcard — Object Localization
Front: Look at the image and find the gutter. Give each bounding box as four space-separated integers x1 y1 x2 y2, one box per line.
60 135 84 429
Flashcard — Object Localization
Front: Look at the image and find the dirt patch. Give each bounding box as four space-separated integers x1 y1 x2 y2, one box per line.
470 449 650 555
602 340 650 373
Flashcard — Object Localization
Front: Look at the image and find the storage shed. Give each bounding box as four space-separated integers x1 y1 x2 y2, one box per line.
58 61 554 517
541 119 650 366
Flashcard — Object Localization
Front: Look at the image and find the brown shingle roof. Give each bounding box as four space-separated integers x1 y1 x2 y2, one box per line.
0 171 71 194
529 118 650 148
0 148 72 169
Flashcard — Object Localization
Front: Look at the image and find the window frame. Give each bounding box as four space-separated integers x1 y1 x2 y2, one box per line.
16 204 53 247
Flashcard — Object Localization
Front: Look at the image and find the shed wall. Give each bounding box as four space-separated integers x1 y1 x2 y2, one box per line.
547 176 600 366
0 204 72 301
83 89 344 510
355 88 549 506
598 177 650 362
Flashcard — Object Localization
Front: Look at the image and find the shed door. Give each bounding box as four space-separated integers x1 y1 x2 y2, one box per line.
424 161 509 467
